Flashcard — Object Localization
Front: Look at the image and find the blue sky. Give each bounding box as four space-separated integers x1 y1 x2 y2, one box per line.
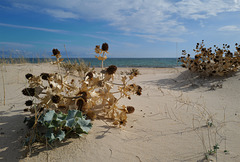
0 0 240 58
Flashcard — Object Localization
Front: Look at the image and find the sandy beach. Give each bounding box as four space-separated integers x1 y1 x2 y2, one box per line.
0 63 240 162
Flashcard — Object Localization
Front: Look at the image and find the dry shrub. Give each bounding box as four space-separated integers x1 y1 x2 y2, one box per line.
22 43 142 154
23 43 141 129
60 60 90 76
178 40 240 76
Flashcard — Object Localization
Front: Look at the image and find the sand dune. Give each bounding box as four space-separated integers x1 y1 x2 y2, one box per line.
0 63 240 162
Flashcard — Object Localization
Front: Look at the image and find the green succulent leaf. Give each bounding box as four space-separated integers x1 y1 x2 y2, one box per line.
45 128 56 143
65 118 76 127
43 110 55 123
56 130 65 141
76 118 92 133
24 109 92 144
213 144 219 150
66 110 78 120
75 110 83 118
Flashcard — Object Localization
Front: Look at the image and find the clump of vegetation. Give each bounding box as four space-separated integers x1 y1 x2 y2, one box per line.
178 40 240 76
22 43 141 152
60 59 90 76
192 106 227 162
24 110 91 145
126 68 140 76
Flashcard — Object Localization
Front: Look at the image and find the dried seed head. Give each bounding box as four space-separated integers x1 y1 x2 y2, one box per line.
25 73 33 80
95 45 101 54
40 73 50 80
23 108 29 112
136 85 142 96
22 88 35 96
86 72 93 79
51 95 61 103
106 65 117 75
101 43 109 52
127 106 135 114
25 100 33 106
76 98 84 111
52 48 60 56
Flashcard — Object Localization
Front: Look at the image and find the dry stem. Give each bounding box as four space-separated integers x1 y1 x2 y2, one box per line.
1 63 6 105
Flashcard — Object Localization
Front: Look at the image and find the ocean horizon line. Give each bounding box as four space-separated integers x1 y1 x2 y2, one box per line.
0 57 181 68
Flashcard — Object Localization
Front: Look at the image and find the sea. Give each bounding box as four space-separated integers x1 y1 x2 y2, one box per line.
0 58 181 68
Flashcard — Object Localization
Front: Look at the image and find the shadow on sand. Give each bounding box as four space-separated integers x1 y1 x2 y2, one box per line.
0 112 28 162
0 110 74 161
142 70 239 92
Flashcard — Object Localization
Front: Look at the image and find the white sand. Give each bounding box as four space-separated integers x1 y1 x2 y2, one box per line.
0 63 240 162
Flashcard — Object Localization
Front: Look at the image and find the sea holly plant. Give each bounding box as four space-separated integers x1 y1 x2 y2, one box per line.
22 43 142 149
178 41 240 76
24 110 91 144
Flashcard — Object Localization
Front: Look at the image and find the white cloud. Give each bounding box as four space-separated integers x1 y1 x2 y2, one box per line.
133 34 185 43
12 3 35 10
0 23 67 33
218 25 240 31
175 0 240 20
44 9 79 19
4 0 240 38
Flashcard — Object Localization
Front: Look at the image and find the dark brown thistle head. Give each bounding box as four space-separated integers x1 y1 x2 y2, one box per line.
51 95 61 103
106 65 117 75
101 43 109 52
86 72 93 79
25 73 33 80
136 85 142 96
52 48 60 56
22 88 35 96
40 73 50 80
25 100 33 106
127 106 135 114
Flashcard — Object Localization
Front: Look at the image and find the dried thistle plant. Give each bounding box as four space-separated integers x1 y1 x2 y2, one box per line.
22 43 142 148
179 40 240 76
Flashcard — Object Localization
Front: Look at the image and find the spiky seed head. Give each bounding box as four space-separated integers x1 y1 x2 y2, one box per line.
86 72 93 79
127 106 135 114
40 73 50 80
25 73 33 80
25 100 33 106
106 65 117 75
136 85 142 96
22 88 35 96
101 43 109 52
52 48 60 56
52 95 61 103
